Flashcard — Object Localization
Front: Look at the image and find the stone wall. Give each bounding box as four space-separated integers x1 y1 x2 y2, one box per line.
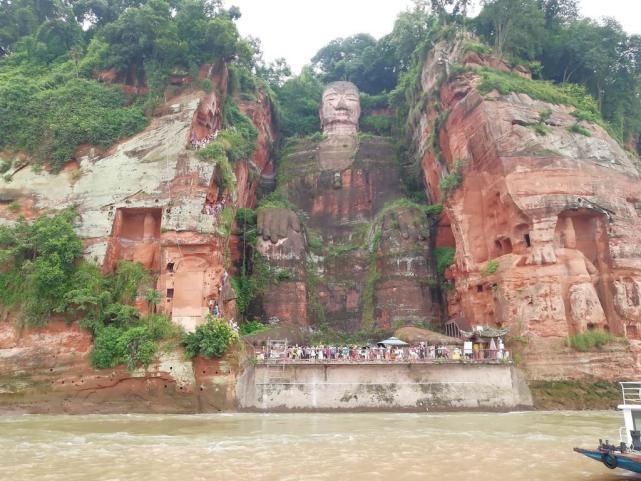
237 363 533 411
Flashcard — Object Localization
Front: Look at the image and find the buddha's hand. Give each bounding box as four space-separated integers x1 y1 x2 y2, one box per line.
257 208 301 243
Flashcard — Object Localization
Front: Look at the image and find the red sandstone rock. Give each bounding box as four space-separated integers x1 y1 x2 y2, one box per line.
0 321 243 414
419 39 641 344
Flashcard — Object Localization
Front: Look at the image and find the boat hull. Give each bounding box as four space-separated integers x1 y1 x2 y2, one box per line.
574 448 641 474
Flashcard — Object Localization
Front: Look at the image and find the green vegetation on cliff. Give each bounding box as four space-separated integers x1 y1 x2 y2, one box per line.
530 380 621 410
567 330 626 352
0 0 259 171
435 247 455 277
197 98 258 193
0 209 82 323
0 71 148 172
183 315 238 358
0 211 177 368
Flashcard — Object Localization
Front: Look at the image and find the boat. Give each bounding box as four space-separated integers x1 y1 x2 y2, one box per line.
574 382 641 474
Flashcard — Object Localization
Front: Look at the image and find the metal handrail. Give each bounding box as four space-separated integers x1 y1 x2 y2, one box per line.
620 382 641 405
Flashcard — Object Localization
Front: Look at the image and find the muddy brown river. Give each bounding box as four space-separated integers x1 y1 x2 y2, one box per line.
1 411 636 480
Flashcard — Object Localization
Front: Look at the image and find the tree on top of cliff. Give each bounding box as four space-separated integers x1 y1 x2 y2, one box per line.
429 0 473 20
311 33 398 95
0 0 262 170
470 0 641 146
275 67 324 137
475 0 546 61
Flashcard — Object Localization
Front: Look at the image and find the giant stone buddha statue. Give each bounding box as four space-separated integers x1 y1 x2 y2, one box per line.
255 81 439 330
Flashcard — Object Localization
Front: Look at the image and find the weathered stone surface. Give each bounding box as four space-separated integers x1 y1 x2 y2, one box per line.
419 39 641 347
0 81 275 331
520 337 641 381
0 320 244 413
320 81 361 136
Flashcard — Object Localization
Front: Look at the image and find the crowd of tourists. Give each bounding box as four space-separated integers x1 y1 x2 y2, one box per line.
255 342 510 363
190 130 218 150
203 198 225 217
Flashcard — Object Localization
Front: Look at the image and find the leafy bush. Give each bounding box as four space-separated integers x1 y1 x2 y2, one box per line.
198 98 257 174
92 324 157 369
0 71 148 172
360 115 392 135
0 209 82 324
102 303 140 327
568 330 618 352
91 326 127 369
440 163 463 199
109 260 151 304
90 313 176 369
435 246 455 277
239 320 268 336
568 123 592 137
200 79 213 91
481 259 499 276
182 315 238 358
144 313 179 340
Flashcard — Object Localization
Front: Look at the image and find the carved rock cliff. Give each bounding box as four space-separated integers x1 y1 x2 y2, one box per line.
416 38 641 378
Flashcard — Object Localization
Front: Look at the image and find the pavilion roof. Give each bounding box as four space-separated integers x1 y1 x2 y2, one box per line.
460 326 509 339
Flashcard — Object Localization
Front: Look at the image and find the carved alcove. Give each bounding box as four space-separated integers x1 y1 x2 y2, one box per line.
554 207 612 333
105 207 162 272
554 208 610 270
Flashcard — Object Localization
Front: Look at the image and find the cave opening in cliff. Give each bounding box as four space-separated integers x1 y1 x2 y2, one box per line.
494 237 512 256
524 233 531 247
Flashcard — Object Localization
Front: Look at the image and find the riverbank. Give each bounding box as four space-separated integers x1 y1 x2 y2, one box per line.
529 380 622 410
0 321 631 414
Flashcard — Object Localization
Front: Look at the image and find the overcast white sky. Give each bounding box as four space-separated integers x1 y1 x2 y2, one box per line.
228 0 641 73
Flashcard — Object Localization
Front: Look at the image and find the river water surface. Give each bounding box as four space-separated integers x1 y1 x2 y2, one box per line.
1 411 636 481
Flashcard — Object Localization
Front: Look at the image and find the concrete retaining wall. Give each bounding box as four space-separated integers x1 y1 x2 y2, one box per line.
236 363 533 411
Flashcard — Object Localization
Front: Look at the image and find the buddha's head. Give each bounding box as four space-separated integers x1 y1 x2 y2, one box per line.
320 81 360 135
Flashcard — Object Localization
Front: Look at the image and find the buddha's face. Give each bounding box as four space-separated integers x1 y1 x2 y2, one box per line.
320 81 360 135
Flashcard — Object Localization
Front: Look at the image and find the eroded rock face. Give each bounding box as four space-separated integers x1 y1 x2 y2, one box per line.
0 321 243 414
419 39 641 342
0 80 274 332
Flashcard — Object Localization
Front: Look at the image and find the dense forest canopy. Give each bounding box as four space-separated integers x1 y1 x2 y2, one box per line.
0 0 640 170
0 0 262 171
